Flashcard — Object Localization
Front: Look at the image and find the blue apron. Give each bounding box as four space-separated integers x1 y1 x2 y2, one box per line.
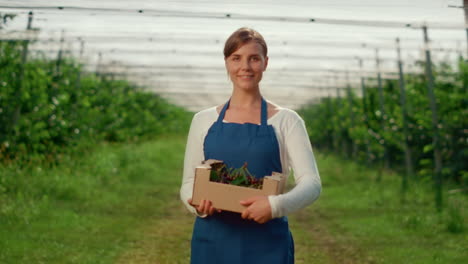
191 97 294 264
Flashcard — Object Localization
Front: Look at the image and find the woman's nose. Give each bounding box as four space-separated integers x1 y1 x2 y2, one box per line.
240 59 251 70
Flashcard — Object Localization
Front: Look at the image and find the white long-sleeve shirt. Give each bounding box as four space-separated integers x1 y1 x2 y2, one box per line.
180 105 322 218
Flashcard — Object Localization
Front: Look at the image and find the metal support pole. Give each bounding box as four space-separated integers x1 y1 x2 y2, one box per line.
72 38 85 115
318 81 329 150
56 29 65 75
466 29 468 58
76 38 84 90
422 25 443 211
346 71 357 158
376 48 389 178
10 12 32 136
396 38 413 196
26 11 33 30
335 75 344 154
96 52 103 78
464 0 468 57
358 58 371 164
326 79 335 151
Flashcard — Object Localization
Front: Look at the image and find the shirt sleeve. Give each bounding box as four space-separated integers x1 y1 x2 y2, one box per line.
180 112 209 217
268 117 322 218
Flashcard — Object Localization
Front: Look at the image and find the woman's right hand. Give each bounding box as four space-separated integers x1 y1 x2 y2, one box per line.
188 198 221 216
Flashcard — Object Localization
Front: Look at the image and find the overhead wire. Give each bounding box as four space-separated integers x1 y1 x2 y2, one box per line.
0 5 464 29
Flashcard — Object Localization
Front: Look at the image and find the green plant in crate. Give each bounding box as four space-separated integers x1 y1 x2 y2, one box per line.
209 162 263 189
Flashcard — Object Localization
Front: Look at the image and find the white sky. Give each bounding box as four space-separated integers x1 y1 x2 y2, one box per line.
0 0 466 110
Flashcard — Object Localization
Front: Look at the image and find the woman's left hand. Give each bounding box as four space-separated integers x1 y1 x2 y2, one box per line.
240 196 272 224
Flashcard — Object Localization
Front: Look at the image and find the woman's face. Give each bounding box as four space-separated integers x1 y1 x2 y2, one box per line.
225 41 268 92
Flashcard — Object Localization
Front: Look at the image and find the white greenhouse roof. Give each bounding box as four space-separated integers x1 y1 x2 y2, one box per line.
0 0 466 111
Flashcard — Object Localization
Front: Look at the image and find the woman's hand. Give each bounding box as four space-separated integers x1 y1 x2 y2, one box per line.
188 198 221 216
240 196 272 224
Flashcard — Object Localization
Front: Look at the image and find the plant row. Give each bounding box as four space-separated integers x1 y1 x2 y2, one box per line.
298 59 467 185
0 40 191 163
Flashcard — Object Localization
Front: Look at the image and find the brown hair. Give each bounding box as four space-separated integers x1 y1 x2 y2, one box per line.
223 27 268 58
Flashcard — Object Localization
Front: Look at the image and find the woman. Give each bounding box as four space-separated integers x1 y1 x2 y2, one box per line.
180 27 321 264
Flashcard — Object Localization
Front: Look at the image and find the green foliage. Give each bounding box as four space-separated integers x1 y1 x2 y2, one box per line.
0 40 191 162
298 58 467 185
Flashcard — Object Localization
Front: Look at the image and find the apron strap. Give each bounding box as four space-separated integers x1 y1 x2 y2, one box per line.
216 97 268 126
216 98 230 124
260 97 267 126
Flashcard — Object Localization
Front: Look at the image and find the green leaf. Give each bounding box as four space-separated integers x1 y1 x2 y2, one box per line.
423 144 433 153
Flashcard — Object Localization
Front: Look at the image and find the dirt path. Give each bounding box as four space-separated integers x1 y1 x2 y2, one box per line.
290 208 378 264
115 200 192 264
115 201 377 264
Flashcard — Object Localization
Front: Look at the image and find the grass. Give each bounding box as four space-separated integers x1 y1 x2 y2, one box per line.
311 152 468 264
0 135 187 264
1 136 466 263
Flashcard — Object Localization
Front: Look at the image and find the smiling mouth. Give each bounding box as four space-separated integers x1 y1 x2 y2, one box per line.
238 75 254 79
